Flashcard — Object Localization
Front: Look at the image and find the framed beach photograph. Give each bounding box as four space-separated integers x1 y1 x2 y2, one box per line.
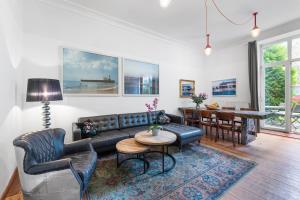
212 78 237 96
123 58 159 96
61 48 120 96
179 79 195 98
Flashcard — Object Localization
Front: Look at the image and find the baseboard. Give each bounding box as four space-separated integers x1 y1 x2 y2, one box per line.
0 168 18 200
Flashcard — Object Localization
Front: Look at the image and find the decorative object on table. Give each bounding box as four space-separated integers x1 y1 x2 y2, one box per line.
179 79 195 98
145 98 161 136
26 78 63 129
62 47 119 96
212 78 237 96
76 120 97 138
123 58 159 96
191 92 208 109
205 102 220 110
88 143 256 199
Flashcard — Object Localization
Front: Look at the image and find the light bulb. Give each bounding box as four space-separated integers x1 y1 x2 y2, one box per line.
204 46 212 56
160 0 172 8
251 27 261 38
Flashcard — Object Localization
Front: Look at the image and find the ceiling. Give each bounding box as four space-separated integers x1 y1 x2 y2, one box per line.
64 0 300 47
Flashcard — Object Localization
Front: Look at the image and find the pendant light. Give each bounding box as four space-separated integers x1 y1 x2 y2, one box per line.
204 0 212 56
204 34 212 56
251 12 261 38
160 0 172 8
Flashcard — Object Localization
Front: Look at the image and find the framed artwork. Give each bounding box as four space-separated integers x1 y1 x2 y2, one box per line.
123 58 159 96
212 78 237 96
179 79 195 98
61 48 120 96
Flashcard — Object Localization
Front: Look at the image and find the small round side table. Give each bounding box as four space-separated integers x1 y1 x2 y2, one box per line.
116 138 149 174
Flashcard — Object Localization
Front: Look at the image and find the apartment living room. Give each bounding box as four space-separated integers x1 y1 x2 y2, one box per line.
1 0 300 200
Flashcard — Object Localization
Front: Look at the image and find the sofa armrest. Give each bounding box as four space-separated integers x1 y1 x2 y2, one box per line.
64 138 93 155
27 158 72 175
72 123 82 141
166 113 184 125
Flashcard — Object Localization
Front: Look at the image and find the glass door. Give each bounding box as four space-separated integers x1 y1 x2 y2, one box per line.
261 36 300 133
264 65 287 130
261 41 289 132
290 38 300 133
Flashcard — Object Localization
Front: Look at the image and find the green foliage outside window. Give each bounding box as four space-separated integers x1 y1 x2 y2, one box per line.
264 44 298 106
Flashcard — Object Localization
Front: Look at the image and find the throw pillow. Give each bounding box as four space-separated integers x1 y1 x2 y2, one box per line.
76 120 97 137
158 113 171 125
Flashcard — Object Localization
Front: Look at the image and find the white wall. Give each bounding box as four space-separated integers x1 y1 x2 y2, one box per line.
21 0 204 142
202 43 251 108
0 0 23 195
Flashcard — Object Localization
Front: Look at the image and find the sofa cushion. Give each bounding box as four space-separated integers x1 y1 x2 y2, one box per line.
122 126 149 137
78 115 119 132
90 130 129 149
163 123 203 139
63 151 97 190
119 112 149 129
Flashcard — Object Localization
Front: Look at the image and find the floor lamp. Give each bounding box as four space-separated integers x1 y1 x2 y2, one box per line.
26 78 63 129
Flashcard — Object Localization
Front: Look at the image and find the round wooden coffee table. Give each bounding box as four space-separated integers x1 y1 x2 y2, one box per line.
135 130 177 173
116 138 149 174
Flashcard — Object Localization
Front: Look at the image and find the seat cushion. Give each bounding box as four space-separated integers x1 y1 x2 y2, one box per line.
63 151 97 190
122 126 149 137
90 130 129 149
163 123 203 139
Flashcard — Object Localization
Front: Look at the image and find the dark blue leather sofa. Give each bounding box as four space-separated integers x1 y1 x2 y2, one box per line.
13 128 97 200
73 110 203 154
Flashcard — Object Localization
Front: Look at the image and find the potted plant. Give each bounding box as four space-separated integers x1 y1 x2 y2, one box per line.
191 93 208 109
145 98 161 136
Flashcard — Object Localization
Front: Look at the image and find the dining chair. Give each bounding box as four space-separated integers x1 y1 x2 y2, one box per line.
221 107 236 110
199 110 217 140
215 111 239 147
183 108 199 127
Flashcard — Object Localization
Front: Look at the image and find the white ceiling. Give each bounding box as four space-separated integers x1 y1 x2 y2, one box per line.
64 0 300 47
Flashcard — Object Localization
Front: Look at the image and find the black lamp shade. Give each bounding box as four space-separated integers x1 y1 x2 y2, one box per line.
26 78 63 102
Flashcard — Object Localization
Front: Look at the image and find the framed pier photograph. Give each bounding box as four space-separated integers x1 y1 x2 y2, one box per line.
61 47 120 96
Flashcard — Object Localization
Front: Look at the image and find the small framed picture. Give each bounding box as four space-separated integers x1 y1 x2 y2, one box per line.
212 78 237 96
179 79 195 98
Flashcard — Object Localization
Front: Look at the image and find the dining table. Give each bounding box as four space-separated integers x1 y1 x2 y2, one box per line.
178 107 273 145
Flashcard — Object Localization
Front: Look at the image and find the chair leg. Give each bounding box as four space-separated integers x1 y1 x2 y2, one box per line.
215 128 219 142
222 130 224 141
232 131 236 147
210 126 213 140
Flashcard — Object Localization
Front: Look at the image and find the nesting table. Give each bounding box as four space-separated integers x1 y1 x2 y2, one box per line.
116 130 177 174
135 130 177 173
116 138 149 174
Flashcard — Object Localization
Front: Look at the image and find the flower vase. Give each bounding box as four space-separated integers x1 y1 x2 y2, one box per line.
152 128 160 136
195 103 201 110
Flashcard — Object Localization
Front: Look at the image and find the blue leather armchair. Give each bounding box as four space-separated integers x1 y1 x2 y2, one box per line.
13 128 97 200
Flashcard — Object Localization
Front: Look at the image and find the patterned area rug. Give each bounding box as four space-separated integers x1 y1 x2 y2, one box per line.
89 144 255 200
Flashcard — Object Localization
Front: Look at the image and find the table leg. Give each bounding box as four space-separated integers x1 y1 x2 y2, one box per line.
162 145 165 173
116 152 119 168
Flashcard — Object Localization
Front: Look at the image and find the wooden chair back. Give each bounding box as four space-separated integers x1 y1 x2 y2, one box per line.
183 108 194 117
200 110 213 121
240 108 255 111
216 112 235 123
222 107 235 110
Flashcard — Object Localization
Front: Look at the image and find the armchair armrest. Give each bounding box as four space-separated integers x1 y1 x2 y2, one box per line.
64 138 93 155
72 122 82 141
27 158 72 175
166 113 184 124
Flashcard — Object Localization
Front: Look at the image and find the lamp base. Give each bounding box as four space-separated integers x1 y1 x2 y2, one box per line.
42 101 51 129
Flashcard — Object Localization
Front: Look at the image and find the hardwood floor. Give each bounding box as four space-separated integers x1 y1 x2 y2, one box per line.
4 133 300 200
